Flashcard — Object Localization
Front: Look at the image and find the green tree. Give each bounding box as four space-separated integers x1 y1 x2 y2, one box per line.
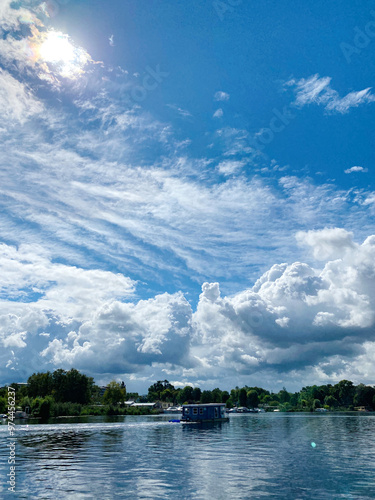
313 399 321 409
148 380 174 401
191 387 202 403
39 396 54 419
239 388 247 407
103 381 126 405
324 395 338 409
200 390 213 404
64 369 93 404
221 391 230 405
177 386 193 404
278 388 290 404
160 388 174 402
354 384 375 408
225 398 234 409
247 390 259 408
211 388 222 403
332 380 355 407
0 396 6 414
27 372 53 398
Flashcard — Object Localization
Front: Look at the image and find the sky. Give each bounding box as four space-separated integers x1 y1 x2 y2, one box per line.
1 0 375 393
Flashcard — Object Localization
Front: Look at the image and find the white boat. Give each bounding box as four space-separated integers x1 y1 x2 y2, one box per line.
163 406 182 413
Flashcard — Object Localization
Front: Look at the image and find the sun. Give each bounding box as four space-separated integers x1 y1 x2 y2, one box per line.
36 30 91 79
39 32 75 64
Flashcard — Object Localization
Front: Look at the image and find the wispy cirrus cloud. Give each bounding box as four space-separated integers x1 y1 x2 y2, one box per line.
287 74 375 113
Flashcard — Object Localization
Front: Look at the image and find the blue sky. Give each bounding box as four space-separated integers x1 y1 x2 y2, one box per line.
0 0 375 393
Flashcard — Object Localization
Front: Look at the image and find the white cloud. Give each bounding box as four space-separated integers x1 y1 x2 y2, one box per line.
214 91 230 101
167 104 192 118
0 69 44 124
216 159 245 176
345 166 368 174
213 108 223 118
2 230 375 390
287 74 375 113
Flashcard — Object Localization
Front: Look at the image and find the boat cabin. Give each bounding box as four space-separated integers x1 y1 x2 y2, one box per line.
181 403 228 422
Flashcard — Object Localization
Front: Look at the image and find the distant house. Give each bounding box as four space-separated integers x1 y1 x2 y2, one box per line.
157 401 174 410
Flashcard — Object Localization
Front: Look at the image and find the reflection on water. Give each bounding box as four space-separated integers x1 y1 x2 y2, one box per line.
1 413 374 499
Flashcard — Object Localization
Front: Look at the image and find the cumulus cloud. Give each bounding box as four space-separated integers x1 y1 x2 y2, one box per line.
2 230 375 390
345 166 368 174
287 74 375 113
186 229 375 385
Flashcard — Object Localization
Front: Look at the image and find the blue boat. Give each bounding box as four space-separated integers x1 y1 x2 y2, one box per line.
181 403 229 423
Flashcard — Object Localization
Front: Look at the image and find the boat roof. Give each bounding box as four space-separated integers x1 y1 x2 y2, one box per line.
182 403 226 407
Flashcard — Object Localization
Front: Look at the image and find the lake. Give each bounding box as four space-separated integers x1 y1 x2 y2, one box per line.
1 413 374 499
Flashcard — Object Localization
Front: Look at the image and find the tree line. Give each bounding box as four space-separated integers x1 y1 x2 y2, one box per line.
1 370 374 419
0 369 144 419
147 378 375 411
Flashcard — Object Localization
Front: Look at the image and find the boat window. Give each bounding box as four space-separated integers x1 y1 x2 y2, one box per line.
214 408 218 417
199 408 204 414
193 408 198 415
184 408 189 414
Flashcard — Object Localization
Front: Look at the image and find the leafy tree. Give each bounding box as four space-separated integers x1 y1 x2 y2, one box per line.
177 386 193 404
278 388 290 404
221 391 230 404
247 390 259 408
27 372 53 398
354 384 375 408
103 381 126 405
230 387 239 405
225 398 234 409
211 388 222 403
148 380 174 401
262 394 272 404
64 369 93 404
0 396 6 414
332 380 355 407
239 388 247 407
268 400 280 407
160 389 174 402
39 396 54 420
324 395 338 408
191 387 202 403
313 399 321 409
200 390 213 404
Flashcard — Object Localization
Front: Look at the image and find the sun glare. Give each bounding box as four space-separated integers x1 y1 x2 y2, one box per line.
36 30 90 79
39 32 75 64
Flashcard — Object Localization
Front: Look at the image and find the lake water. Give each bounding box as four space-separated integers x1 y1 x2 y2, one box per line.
1 412 375 499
